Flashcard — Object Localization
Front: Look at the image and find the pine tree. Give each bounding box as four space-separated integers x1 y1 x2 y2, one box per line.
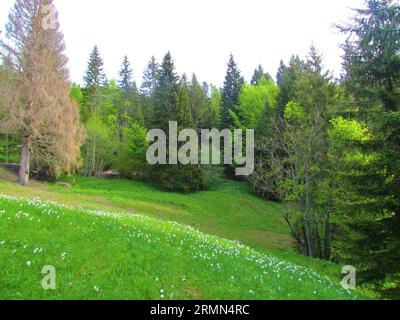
0 0 83 185
251 64 272 86
220 54 244 129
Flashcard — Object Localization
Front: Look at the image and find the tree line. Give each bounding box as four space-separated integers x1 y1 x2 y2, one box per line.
0 0 399 297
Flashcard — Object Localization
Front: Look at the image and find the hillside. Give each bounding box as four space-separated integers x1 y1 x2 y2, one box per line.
0 193 359 300
0 168 362 299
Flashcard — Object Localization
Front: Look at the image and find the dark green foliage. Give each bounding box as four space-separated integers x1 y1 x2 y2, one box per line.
81 46 108 124
251 65 273 86
220 54 244 129
0 134 19 163
118 55 137 95
83 45 107 89
141 56 159 97
275 56 306 118
151 52 206 191
189 74 209 130
334 0 400 296
117 55 140 130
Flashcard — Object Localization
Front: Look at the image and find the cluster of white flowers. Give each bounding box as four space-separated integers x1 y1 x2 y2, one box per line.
0 193 358 299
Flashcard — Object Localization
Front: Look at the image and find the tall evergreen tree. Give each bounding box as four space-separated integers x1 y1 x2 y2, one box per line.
220 54 244 129
275 56 306 117
251 64 272 86
141 56 159 97
152 52 205 191
118 55 136 95
82 46 107 123
84 45 107 89
117 55 139 129
335 0 400 296
189 74 208 130
153 52 179 130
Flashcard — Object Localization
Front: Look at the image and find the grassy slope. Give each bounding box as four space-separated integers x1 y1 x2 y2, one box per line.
0 194 359 300
0 167 360 298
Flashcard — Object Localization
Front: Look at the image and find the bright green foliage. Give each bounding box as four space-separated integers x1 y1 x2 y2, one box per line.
82 115 114 177
231 77 278 129
208 85 221 127
112 123 149 179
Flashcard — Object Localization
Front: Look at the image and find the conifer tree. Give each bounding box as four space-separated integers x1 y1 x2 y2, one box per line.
82 46 107 123
0 0 83 185
118 55 138 128
141 56 159 97
220 54 244 129
251 64 272 86
189 74 208 130
335 0 400 294
152 52 205 191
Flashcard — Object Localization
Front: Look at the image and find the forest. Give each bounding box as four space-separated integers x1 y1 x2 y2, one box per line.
0 0 399 299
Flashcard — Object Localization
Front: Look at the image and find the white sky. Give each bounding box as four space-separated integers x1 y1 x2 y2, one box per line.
0 0 365 87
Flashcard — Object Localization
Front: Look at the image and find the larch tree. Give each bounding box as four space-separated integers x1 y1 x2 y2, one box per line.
0 0 83 185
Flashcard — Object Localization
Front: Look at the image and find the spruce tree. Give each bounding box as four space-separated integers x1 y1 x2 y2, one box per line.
153 52 179 130
118 55 137 96
82 46 107 123
152 52 205 191
117 55 139 128
251 64 272 86
84 45 107 89
141 56 159 97
335 0 400 296
189 74 208 130
220 54 244 129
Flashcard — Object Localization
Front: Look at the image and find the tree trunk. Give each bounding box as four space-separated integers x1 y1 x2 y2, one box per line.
18 138 31 186
304 174 314 257
5 134 9 163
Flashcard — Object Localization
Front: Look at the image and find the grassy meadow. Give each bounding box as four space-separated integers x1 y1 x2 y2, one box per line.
0 167 364 300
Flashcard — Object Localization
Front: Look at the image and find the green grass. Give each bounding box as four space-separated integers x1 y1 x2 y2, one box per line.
0 194 360 300
0 168 367 299
0 169 346 281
